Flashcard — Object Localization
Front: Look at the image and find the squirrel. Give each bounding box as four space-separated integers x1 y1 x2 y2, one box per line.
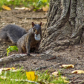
0 24 26 44
17 22 42 56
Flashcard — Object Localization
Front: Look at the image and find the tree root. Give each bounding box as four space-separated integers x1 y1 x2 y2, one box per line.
0 54 28 66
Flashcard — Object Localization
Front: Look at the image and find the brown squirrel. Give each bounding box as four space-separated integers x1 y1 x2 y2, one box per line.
17 22 42 56
0 24 26 44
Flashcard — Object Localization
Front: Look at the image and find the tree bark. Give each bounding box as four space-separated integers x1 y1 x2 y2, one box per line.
40 0 84 51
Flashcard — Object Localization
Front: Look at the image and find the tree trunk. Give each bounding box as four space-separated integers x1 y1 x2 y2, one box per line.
40 0 84 51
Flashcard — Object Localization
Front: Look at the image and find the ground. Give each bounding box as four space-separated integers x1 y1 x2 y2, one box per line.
0 10 84 84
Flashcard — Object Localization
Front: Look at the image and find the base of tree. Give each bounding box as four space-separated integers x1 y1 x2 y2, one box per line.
40 0 84 52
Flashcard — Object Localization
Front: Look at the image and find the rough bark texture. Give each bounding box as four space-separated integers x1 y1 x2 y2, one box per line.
40 0 84 51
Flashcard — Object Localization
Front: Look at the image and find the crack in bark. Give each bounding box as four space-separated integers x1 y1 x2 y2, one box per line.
69 0 77 35
47 0 60 27
47 0 71 35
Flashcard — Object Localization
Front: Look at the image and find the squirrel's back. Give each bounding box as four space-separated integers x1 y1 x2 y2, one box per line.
0 24 26 44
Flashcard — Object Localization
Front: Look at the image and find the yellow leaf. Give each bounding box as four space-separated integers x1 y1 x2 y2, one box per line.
64 80 69 83
26 71 38 81
71 70 84 74
42 5 49 12
2 5 11 10
61 76 69 83
52 71 58 76
61 64 74 69
11 67 16 70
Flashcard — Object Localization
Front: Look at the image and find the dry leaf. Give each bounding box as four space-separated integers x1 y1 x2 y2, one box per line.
2 5 11 10
2 67 15 71
10 69 25 72
61 76 69 83
61 64 74 69
64 80 70 83
26 71 38 81
71 70 84 74
42 5 49 12
52 71 58 76
15 7 31 11
0 67 15 74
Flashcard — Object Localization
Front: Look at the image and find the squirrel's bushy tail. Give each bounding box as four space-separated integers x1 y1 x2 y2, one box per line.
0 24 27 44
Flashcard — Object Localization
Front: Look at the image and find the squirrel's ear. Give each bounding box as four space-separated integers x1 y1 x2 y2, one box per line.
32 22 35 27
39 22 42 26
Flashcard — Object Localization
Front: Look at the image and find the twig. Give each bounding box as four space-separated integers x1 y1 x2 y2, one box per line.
16 16 46 19
46 56 56 61
26 17 46 19
35 66 47 71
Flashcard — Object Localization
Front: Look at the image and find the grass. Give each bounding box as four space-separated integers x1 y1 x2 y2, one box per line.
0 0 29 7
0 69 69 84
37 71 68 84
0 0 49 10
0 70 27 84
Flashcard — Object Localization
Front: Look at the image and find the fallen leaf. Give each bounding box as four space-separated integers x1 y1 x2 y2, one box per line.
10 69 25 72
42 5 49 12
71 70 84 74
60 64 74 69
2 67 15 71
2 5 11 10
52 71 58 76
64 80 70 83
61 76 69 83
26 71 38 81
15 7 31 11
0 67 15 74
61 76 67 79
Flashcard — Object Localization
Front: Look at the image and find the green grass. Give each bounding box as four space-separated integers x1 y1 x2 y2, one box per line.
37 71 68 84
0 69 69 84
0 70 27 84
0 0 49 11
0 0 29 7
